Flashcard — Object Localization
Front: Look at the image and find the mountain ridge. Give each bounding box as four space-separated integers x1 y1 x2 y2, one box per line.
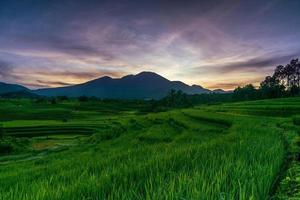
0 82 30 94
0 72 230 99
34 71 211 99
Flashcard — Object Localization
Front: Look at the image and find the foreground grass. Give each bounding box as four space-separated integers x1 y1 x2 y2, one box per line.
0 97 299 199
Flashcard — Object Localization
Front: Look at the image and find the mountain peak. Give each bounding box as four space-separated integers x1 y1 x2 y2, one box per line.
101 76 112 80
35 71 211 99
136 71 165 78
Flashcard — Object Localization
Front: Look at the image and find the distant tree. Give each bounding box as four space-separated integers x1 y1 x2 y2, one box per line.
260 76 285 98
280 59 299 89
89 96 98 101
296 60 300 87
78 96 89 102
34 98 46 104
57 96 69 101
289 85 299 96
233 84 259 101
161 90 192 108
273 65 285 84
259 58 300 98
290 59 299 87
50 98 57 104
0 124 4 139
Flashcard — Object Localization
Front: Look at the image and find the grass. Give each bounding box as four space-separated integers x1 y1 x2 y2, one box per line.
0 97 300 199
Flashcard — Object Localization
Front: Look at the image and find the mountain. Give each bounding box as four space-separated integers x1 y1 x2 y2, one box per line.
212 89 232 94
35 72 211 99
0 90 39 99
0 82 29 94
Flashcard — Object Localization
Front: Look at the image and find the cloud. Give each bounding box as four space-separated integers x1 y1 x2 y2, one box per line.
191 52 300 76
37 80 73 87
32 69 122 80
0 0 300 90
14 69 125 88
0 60 21 82
12 33 116 62
0 60 13 78
218 53 300 73
206 78 262 90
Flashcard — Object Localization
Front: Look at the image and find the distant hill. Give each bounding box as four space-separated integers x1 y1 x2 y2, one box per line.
35 72 211 99
0 90 39 99
212 89 232 94
0 82 29 94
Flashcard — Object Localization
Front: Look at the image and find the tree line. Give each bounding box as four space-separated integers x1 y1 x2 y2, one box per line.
233 58 300 101
1 59 299 113
145 58 300 111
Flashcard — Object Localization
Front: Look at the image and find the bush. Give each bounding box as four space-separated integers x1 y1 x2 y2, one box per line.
89 126 126 143
0 143 13 154
34 98 46 104
293 116 300 125
78 96 89 102
57 96 69 101
50 98 57 104
0 124 4 138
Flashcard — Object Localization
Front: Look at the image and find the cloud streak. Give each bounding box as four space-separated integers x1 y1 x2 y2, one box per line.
214 53 300 74
37 80 73 87
0 60 12 78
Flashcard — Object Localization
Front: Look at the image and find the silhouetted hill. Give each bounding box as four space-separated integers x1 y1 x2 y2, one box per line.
0 90 39 99
212 89 232 94
35 72 211 99
0 82 29 95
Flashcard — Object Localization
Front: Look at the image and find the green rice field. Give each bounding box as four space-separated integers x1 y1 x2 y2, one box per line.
0 97 300 199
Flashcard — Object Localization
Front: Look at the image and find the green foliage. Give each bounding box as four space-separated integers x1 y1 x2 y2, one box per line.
0 143 12 154
0 124 4 138
233 84 260 101
78 96 89 102
89 126 126 143
260 58 300 98
143 90 233 112
260 76 286 99
275 161 300 199
230 58 300 102
0 97 299 199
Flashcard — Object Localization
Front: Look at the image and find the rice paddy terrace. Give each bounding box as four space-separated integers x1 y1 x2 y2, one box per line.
0 97 300 199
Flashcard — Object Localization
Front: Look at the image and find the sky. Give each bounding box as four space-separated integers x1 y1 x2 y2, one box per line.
0 0 300 90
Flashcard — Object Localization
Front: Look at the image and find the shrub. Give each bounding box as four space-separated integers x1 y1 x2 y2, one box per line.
0 124 4 139
78 96 89 102
50 98 57 104
57 96 69 101
0 143 13 154
292 116 300 125
89 126 126 143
